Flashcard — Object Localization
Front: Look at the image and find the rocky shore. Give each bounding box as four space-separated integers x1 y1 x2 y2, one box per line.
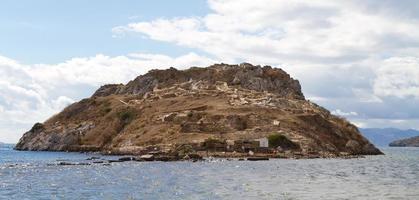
49 152 367 167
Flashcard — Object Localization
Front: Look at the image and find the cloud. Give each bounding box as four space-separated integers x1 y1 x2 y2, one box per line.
332 109 358 117
29 53 215 88
351 118 419 130
113 0 419 130
3 0 419 141
113 0 419 64
0 53 216 143
373 57 419 99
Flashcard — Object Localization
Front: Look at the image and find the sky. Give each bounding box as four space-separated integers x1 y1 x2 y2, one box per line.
1 0 419 143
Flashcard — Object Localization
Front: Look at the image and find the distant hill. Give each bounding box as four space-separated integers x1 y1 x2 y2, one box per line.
360 128 419 147
0 142 14 149
0 142 7 148
389 136 419 147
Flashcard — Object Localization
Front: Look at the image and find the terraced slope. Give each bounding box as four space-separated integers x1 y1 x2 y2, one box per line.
15 63 382 157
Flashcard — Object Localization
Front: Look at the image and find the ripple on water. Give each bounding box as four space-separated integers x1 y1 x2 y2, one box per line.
0 147 419 199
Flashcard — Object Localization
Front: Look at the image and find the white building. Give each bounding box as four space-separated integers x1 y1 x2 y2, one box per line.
255 137 269 148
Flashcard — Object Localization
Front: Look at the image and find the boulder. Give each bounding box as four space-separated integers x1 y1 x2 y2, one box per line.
118 156 135 161
137 154 155 161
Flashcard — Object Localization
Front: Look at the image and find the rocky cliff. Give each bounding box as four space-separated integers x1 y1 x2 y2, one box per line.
15 63 382 158
389 136 419 147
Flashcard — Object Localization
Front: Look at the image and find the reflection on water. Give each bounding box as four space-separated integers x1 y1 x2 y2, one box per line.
1 145 418 200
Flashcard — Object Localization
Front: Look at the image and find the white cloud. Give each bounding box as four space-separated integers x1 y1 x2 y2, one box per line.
52 96 74 110
112 0 419 103
332 109 358 117
30 53 212 87
113 0 419 130
352 89 383 103
0 53 216 143
373 57 419 99
352 118 419 130
3 0 419 142
114 0 419 65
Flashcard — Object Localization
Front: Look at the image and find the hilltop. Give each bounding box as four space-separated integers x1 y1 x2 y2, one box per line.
15 63 382 159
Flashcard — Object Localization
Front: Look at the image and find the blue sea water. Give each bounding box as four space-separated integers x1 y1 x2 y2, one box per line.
1 144 418 200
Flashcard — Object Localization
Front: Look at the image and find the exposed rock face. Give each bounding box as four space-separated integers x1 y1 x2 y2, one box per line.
93 63 304 100
15 63 382 157
389 136 419 147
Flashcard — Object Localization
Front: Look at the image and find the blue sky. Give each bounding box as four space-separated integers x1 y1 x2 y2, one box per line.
1 0 419 143
0 0 208 64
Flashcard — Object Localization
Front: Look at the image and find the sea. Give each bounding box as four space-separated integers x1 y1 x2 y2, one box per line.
1 144 418 200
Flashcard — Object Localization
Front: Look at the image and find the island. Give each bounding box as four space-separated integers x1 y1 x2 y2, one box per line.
389 136 419 147
15 63 382 161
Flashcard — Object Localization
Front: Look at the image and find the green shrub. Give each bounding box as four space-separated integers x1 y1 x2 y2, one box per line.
29 123 44 132
203 138 225 148
268 133 299 149
187 111 193 118
101 107 112 115
118 110 135 124
176 144 195 156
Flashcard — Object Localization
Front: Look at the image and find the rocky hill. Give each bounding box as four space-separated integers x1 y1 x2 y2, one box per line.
15 63 382 158
389 136 419 147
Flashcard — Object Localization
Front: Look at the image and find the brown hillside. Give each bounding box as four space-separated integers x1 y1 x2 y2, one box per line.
15 63 382 158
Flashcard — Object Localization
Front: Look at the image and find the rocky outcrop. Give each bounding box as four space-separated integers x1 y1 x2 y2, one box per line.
389 136 419 147
92 63 305 100
15 63 382 157
92 84 124 97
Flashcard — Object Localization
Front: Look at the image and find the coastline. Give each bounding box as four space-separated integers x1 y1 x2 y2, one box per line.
2 147 417 200
13 148 370 165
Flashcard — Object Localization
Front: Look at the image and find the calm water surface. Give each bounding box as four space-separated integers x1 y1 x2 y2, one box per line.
1 144 418 200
